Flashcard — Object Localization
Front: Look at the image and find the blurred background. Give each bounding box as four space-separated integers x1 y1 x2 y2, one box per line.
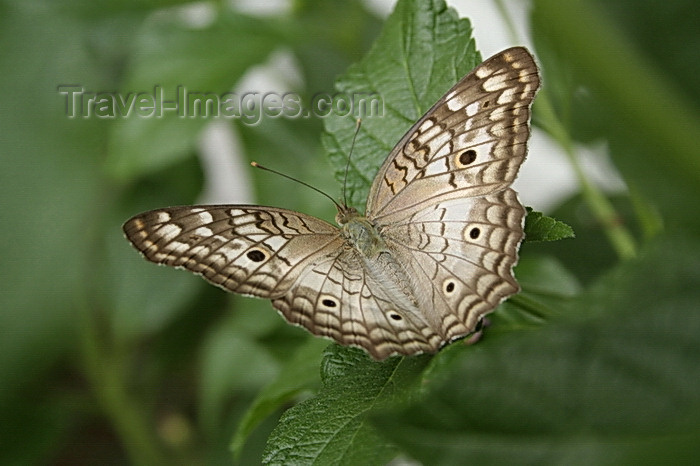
1 0 698 464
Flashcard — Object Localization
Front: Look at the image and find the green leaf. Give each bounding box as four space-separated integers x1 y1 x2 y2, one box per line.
198 314 281 439
105 12 285 181
524 208 575 242
495 255 581 332
262 346 431 465
291 0 383 94
231 338 327 459
372 233 700 464
105 224 204 342
0 2 106 397
321 0 478 209
525 194 642 286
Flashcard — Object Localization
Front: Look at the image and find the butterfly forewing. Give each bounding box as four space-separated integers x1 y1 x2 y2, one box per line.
123 206 343 298
366 47 539 223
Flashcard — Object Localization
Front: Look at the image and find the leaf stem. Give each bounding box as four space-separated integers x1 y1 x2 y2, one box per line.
534 0 700 185
493 0 637 260
80 306 170 466
535 94 638 260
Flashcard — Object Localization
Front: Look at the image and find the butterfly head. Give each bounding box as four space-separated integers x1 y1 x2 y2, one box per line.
335 205 361 226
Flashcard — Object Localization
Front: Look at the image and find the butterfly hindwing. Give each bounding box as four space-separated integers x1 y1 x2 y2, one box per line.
382 189 525 341
271 247 444 359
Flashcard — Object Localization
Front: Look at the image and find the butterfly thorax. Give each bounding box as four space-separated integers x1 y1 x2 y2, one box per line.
336 206 386 258
337 206 419 309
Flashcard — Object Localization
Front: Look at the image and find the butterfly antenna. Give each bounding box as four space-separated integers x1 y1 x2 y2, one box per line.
250 162 343 211
342 119 362 208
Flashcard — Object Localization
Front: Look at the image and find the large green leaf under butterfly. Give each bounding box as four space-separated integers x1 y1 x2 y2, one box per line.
123 47 540 360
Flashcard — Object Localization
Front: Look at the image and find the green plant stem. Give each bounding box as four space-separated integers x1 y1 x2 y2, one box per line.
80 304 169 466
494 0 637 260
534 0 700 185
628 185 664 240
492 0 521 45
508 293 551 322
536 94 638 260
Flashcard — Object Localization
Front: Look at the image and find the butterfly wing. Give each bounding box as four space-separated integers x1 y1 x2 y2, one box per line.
271 246 443 359
366 47 539 223
124 204 442 358
122 47 540 360
361 47 539 348
381 189 525 342
123 206 344 298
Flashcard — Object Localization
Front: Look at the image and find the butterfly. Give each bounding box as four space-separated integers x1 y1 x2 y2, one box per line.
123 47 540 360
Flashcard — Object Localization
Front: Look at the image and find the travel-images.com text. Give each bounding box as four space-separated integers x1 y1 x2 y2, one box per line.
58 85 384 125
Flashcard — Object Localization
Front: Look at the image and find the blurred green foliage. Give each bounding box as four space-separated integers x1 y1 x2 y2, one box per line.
1 0 698 464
